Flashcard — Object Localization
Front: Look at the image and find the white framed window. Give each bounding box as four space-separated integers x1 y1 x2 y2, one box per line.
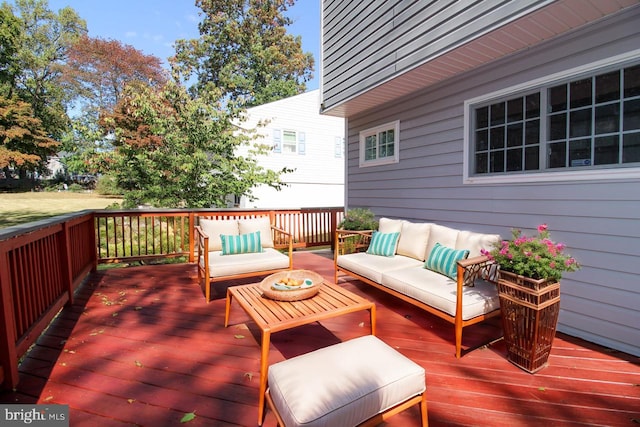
273 129 305 155
464 52 640 184
359 121 400 167
282 130 297 153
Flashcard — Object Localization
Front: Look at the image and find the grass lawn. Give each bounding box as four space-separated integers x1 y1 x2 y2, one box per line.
0 192 122 229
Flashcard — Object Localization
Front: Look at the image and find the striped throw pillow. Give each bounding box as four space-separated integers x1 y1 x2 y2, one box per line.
366 231 400 257
424 243 469 279
220 231 262 255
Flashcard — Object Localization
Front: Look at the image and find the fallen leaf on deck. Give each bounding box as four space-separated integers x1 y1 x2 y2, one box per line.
180 412 196 423
234 335 245 339
135 360 143 367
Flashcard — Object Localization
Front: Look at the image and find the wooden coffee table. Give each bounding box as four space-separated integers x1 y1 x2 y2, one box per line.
224 280 376 425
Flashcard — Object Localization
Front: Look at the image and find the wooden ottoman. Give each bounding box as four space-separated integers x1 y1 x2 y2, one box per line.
264 335 428 427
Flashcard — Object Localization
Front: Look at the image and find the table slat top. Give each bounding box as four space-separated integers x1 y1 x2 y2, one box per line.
228 281 374 333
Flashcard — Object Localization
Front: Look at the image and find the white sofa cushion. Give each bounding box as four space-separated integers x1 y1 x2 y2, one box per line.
239 216 274 248
199 218 239 251
425 224 459 258
202 248 289 278
397 221 431 261
381 267 500 320
456 230 501 257
378 217 404 234
337 252 423 284
267 335 425 427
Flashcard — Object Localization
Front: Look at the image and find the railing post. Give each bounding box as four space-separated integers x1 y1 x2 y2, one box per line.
188 212 195 263
60 221 74 306
330 209 339 251
89 213 98 273
0 245 19 390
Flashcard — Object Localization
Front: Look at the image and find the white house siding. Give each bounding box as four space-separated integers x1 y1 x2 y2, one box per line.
338 10 640 356
237 90 345 208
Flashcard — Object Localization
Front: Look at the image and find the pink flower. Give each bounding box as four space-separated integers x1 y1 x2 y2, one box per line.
550 261 556 269
556 243 566 251
565 258 576 266
537 224 548 233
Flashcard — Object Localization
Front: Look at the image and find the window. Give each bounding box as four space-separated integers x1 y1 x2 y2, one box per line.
359 121 400 167
466 56 640 182
273 129 305 155
282 130 297 154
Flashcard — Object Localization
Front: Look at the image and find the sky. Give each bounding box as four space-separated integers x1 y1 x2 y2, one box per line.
44 0 321 91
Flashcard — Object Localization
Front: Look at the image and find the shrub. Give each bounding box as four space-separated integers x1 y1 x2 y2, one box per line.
339 208 378 230
95 174 122 196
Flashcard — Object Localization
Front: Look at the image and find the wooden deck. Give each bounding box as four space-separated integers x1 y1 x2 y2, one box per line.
1 250 638 426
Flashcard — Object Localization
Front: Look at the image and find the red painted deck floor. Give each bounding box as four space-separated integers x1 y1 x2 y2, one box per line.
1 250 639 426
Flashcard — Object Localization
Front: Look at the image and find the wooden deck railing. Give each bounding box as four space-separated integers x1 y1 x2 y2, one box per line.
0 211 96 390
0 207 344 389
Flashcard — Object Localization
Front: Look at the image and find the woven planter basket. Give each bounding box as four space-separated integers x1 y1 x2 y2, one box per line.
498 270 560 373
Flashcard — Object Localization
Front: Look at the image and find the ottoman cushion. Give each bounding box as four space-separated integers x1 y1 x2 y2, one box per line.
267 335 426 427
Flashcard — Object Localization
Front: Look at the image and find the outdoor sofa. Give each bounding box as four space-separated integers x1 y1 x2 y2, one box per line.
334 218 501 358
195 216 293 302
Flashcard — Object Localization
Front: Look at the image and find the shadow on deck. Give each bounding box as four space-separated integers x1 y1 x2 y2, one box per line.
1 250 638 426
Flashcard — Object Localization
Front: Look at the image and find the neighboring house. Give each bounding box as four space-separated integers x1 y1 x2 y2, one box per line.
234 89 345 208
320 1 640 357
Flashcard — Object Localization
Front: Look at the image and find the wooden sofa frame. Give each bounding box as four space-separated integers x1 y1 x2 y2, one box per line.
195 224 293 302
334 229 500 358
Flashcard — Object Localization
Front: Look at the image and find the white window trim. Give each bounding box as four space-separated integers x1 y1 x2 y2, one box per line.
359 120 400 167
463 49 640 184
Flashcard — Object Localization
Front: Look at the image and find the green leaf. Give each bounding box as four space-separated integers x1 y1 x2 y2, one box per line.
180 412 196 423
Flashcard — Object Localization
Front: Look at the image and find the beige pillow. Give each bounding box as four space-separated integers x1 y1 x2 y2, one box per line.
456 230 501 258
199 218 239 251
378 217 404 234
239 216 274 248
376 218 404 255
397 222 431 261
425 224 459 259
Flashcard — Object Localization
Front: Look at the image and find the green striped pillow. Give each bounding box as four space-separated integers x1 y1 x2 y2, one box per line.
424 243 469 279
366 231 400 257
220 231 262 255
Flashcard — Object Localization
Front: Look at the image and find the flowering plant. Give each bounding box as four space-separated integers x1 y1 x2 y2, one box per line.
481 224 580 281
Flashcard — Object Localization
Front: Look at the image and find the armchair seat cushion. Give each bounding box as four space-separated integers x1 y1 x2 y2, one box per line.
381 267 499 320
201 248 290 278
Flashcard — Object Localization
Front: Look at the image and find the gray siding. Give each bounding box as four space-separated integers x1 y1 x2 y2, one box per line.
343 10 640 356
322 0 550 111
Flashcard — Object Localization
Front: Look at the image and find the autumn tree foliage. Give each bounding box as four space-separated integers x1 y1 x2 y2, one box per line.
63 36 167 115
60 36 167 175
173 0 314 107
0 95 59 173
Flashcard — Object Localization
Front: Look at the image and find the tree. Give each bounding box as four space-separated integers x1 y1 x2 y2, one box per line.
63 36 167 115
173 0 314 107
0 5 21 94
101 80 292 208
1 0 85 180
0 94 59 174
60 36 167 175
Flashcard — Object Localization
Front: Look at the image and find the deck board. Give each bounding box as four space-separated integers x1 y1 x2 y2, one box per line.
1 250 639 426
